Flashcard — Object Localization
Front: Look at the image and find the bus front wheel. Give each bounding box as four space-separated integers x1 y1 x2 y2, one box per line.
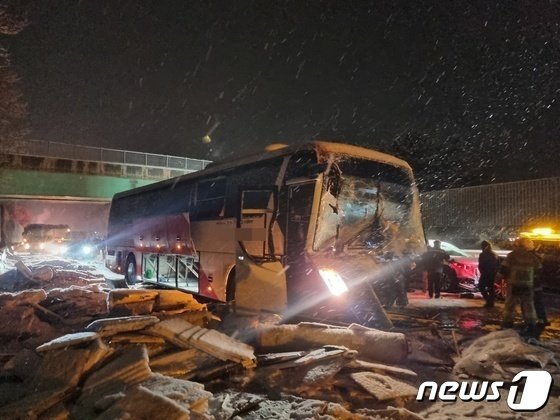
125 254 137 285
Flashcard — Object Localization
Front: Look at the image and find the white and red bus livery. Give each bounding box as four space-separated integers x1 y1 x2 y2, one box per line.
106 142 425 323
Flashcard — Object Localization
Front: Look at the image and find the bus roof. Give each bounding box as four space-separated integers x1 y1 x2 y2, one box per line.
113 141 412 200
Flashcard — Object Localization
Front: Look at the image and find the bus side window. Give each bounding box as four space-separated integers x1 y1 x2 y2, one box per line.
193 178 227 220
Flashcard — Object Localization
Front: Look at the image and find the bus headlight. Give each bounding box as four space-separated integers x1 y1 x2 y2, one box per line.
318 268 349 296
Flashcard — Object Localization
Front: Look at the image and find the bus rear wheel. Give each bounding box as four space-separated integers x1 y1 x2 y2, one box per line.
125 254 137 285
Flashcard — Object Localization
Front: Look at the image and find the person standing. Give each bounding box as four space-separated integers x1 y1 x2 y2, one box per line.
500 238 542 337
532 245 549 327
478 240 500 308
423 240 450 299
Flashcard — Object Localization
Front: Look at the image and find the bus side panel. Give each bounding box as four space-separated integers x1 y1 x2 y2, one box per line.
190 218 237 301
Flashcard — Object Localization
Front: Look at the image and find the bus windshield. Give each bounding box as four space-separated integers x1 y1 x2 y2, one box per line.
314 156 422 253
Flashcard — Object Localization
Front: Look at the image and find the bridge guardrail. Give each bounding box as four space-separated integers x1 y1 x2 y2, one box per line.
13 139 212 172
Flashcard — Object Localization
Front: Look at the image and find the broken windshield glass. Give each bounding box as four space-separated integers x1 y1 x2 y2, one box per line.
314 157 420 253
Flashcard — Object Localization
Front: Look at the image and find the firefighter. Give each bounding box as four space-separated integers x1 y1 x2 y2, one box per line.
500 238 542 337
478 240 500 308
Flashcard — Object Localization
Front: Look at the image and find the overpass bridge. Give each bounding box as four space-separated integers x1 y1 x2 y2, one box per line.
0 140 210 243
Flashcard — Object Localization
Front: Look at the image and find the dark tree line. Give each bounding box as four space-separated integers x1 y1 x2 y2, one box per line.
0 1 29 151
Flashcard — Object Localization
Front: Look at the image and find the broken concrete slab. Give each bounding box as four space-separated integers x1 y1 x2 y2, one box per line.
251 347 356 401
267 346 354 370
85 315 160 336
79 345 152 400
149 347 221 377
0 387 73 420
346 359 418 380
15 260 34 280
71 345 153 419
41 285 108 320
0 289 47 307
146 317 256 368
454 329 557 381
34 338 111 390
351 371 418 402
257 351 306 366
154 289 207 312
93 385 190 420
36 331 99 352
32 266 55 282
108 289 159 306
257 322 408 364
2 348 42 382
108 333 166 345
108 289 158 316
142 373 213 414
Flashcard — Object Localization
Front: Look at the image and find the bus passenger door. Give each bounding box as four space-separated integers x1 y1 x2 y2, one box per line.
285 181 317 304
235 188 287 313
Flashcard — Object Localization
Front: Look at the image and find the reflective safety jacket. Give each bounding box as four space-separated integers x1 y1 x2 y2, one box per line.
502 248 542 288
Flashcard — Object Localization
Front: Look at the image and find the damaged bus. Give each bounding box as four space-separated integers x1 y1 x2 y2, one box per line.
105 142 425 326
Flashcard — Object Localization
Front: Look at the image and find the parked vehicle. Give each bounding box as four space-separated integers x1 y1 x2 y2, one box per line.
427 240 479 292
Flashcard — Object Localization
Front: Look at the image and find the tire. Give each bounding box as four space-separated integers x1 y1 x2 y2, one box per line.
226 267 236 302
125 254 137 285
441 266 458 292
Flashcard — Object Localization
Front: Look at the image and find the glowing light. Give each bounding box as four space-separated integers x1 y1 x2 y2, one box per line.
318 268 349 296
82 245 92 254
520 227 560 241
24 243 30 250
533 227 553 236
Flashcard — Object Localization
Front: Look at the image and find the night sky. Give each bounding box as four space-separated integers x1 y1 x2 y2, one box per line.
4 0 560 189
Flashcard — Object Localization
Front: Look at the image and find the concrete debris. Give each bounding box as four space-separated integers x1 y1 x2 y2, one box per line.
142 373 213 414
250 346 356 401
209 392 423 419
34 338 111 389
15 260 35 280
146 317 257 368
108 289 159 315
85 315 160 336
108 288 211 319
41 284 108 320
257 351 307 366
108 332 167 345
94 385 190 420
351 371 418 402
36 331 99 352
31 266 55 282
149 347 221 377
0 290 57 346
257 322 408 364
454 329 557 381
154 289 207 312
81 345 152 396
346 360 418 380
1 348 42 381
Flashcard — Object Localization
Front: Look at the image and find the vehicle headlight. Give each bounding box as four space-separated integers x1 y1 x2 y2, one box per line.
24 243 30 250
82 245 92 254
58 245 68 254
318 268 349 296
39 243 45 250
